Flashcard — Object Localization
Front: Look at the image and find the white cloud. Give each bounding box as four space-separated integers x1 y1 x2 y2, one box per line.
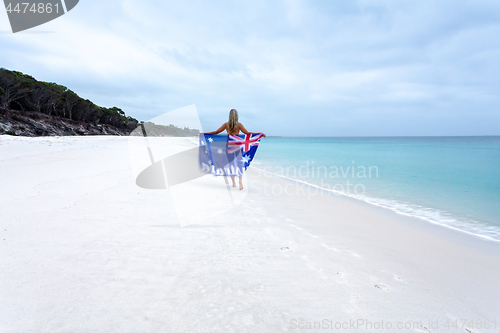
1 0 499 136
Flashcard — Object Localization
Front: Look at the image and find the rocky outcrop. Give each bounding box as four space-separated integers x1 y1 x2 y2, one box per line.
0 108 131 137
0 68 139 136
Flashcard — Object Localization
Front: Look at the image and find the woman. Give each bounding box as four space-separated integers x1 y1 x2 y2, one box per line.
204 109 266 190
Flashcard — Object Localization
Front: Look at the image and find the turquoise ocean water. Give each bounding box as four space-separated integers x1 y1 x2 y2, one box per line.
253 137 500 241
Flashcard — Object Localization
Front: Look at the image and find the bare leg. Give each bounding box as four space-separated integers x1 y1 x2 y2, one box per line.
239 175 243 190
231 176 236 187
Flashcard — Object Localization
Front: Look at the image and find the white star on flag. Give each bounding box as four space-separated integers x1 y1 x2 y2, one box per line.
217 148 224 154
241 155 251 163
208 137 213 143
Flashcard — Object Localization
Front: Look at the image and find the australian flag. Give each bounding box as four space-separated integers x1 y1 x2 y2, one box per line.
199 133 264 176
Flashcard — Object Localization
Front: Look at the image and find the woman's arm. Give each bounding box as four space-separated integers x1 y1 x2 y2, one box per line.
204 123 227 135
239 123 266 137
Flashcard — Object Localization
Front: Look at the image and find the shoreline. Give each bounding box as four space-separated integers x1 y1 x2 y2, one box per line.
251 165 500 243
245 166 500 322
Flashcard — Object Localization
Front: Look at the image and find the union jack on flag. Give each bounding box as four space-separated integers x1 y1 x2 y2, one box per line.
228 133 264 153
199 133 264 176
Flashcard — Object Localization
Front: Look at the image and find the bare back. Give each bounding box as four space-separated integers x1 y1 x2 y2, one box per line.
226 122 241 136
207 122 255 137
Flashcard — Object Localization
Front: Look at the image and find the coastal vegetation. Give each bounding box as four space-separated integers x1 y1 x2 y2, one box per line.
0 68 137 135
0 68 199 137
135 121 200 137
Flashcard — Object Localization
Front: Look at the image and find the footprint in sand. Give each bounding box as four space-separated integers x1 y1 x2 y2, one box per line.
374 284 390 291
407 325 432 333
311 265 323 272
301 255 327 279
413 325 432 333
394 275 405 283
310 265 327 279
336 271 345 277
280 246 290 251
347 295 360 303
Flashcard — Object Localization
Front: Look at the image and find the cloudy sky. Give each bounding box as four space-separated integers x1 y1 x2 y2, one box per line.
1 0 499 136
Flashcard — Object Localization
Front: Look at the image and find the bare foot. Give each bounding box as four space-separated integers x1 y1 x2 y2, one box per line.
239 183 244 190
232 183 236 187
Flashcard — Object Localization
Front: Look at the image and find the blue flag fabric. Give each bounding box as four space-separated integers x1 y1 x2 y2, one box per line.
199 133 264 176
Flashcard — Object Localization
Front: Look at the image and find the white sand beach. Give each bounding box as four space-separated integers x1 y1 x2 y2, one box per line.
1 135 499 332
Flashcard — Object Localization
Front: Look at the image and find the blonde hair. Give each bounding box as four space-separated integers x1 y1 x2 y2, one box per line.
228 109 239 134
